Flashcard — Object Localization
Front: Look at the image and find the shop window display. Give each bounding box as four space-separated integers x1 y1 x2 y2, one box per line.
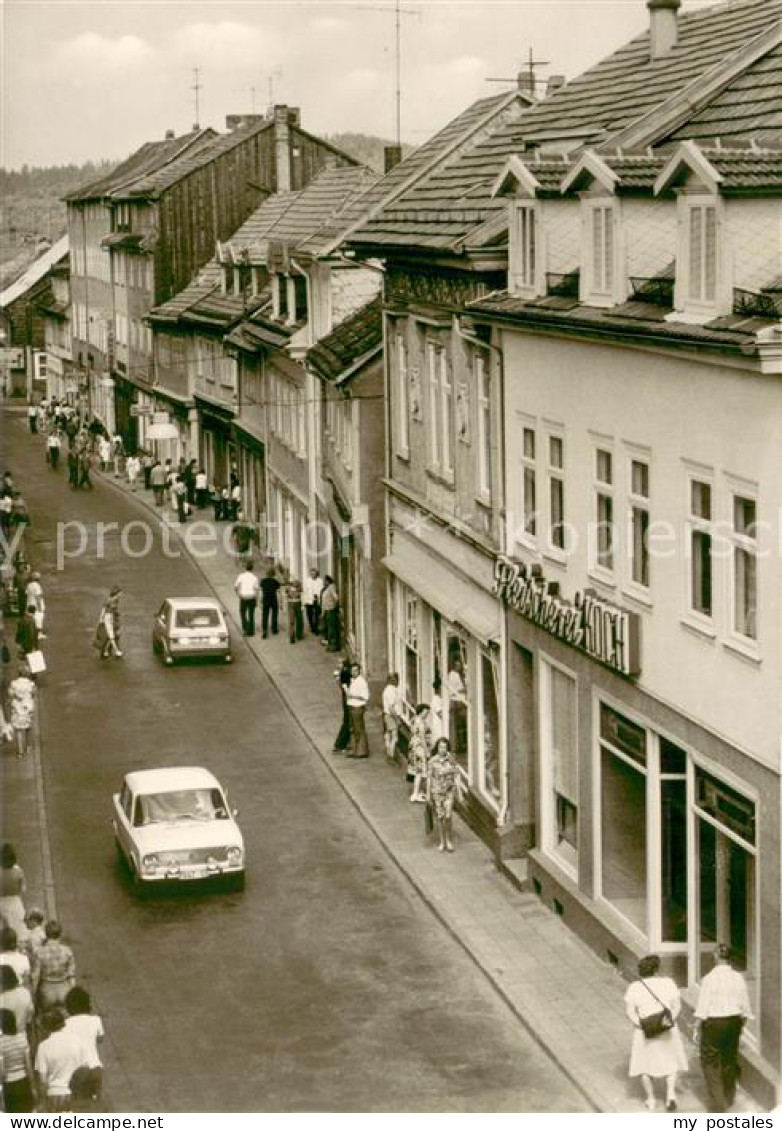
480 651 501 803
600 704 647 932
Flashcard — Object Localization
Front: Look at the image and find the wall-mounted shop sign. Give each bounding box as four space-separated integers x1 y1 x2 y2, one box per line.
493 555 641 677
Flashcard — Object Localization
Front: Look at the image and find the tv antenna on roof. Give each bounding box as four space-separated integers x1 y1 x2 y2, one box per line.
192 66 203 127
266 67 283 112
486 47 550 97
358 0 422 147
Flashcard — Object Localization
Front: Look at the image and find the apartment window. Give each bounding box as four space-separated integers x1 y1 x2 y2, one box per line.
548 434 565 550
689 479 713 618
629 458 650 589
475 351 491 500
512 204 536 291
688 203 716 305
542 660 578 871
396 332 409 456
427 341 453 477
520 426 536 539
732 494 757 641
590 205 614 296
594 447 614 573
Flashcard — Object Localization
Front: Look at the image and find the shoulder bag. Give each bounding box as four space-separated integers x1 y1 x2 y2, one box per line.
638 979 675 1039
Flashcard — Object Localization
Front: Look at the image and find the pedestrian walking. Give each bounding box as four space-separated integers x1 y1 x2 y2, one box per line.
27 405 37 434
77 453 93 490
7 665 36 759
97 436 111 472
286 578 304 643
65 987 104 1103
149 460 166 506
1 926 32 989
184 459 198 507
345 662 370 758
694 944 753 1112
111 434 125 477
303 568 323 635
46 430 61 470
0 1007 35 1112
429 679 444 744
141 451 154 491
0 491 12 539
426 737 463 852
0 843 27 932
10 492 30 535
382 673 402 762
34 922 76 1012
260 567 280 638
234 561 260 636
407 704 430 803
26 572 45 636
94 587 123 659
15 605 39 659
34 1007 85 1112
331 657 353 754
195 467 208 508
321 575 341 652
0 968 33 1042
67 448 79 490
12 557 31 617
624 954 687 1111
125 454 141 491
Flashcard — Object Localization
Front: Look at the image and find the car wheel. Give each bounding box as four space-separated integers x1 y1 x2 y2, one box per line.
227 870 245 893
129 859 148 898
114 838 128 870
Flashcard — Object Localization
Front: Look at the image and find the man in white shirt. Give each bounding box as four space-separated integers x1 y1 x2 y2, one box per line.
35 1007 88 1112
303 568 324 636
345 662 370 758
694 944 753 1112
234 561 260 637
26 571 46 635
381 673 402 761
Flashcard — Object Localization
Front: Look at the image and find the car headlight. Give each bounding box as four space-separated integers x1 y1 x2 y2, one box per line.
142 854 160 868
226 846 243 864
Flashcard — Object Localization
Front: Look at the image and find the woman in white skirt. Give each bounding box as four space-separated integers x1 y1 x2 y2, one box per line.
625 954 688 1111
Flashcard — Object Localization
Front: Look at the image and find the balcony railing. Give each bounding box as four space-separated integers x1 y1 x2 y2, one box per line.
629 275 675 307
733 287 782 319
546 270 580 298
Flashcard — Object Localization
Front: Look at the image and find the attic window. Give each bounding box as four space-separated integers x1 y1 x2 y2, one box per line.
688 204 716 305
511 203 537 293
589 204 614 296
273 274 289 321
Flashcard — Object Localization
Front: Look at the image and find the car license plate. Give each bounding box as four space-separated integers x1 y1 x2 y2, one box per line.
187 867 208 879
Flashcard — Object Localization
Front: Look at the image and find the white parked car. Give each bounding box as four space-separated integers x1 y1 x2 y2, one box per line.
113 766 245 892
152 597 232 665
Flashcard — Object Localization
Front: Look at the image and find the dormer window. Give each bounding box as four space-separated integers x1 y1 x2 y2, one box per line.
511 203 537 293
687 202 716 305
273 274 289 321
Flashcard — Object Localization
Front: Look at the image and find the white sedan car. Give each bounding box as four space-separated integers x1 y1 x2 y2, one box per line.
113 766 245 892
152 597 232 665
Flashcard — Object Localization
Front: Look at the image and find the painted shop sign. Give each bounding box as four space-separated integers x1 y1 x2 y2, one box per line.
493 555 641 677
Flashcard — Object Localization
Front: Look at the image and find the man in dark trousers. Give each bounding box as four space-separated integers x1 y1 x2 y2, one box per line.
331 657 353 754
15 604 39 659
694 944 753 1112
234 561 260 637
260 567 280 638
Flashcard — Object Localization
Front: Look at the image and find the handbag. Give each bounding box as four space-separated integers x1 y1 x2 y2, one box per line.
638 979 675 1039
26 649 46 675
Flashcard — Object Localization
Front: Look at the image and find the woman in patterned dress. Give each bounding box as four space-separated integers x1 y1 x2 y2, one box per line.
406 704 430 804
427 737 462 852
7 665 36 759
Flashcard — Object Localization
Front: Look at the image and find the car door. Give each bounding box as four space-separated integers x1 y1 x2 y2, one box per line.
114 779 135 859
154 600 170 649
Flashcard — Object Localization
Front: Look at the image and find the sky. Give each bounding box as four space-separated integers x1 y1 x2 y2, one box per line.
3 0 714 169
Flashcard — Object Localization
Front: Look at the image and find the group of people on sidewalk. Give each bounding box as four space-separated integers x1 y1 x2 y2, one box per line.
623 946 754 1113
233 560 342 649
0 843 105 1113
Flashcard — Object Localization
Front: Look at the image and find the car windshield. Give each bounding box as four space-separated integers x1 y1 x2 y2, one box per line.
135 788 228 825
174 608 220 629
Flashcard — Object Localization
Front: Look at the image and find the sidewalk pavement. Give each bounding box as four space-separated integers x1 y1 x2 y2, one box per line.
12 438 762 1114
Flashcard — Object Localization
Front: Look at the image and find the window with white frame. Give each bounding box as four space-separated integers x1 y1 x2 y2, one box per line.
629 458 650 590
427 339 453 477
512 203 536 292
593 447 614 574
394 582 420 707
688 478 713 619
475 350 491 501
520 424 536 540
731 493 757 642
687 202 717 305
589 204 614 297
478 650 501 805
396 330 409 456
548 433 565 551
541 659 578 872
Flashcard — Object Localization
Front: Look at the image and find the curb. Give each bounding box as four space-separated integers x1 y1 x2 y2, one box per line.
92 470 605 1112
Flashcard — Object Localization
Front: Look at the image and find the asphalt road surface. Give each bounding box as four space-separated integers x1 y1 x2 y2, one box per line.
6 411 588 1113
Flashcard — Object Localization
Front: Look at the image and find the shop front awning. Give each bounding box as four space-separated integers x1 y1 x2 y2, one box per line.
383 536 501 647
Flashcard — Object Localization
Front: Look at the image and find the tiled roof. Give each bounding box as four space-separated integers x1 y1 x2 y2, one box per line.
705 146 782 188
306 297 383 382
469 288 775 348
64 130 216 201
350 0 782 255
0 236 69 309
224 311 295 353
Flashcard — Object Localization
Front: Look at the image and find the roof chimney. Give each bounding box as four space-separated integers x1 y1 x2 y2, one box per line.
516 70 537 99
545 74 566 96
384 145 403 173
273 105 292 193
164 129 175 139
648 0 681 59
